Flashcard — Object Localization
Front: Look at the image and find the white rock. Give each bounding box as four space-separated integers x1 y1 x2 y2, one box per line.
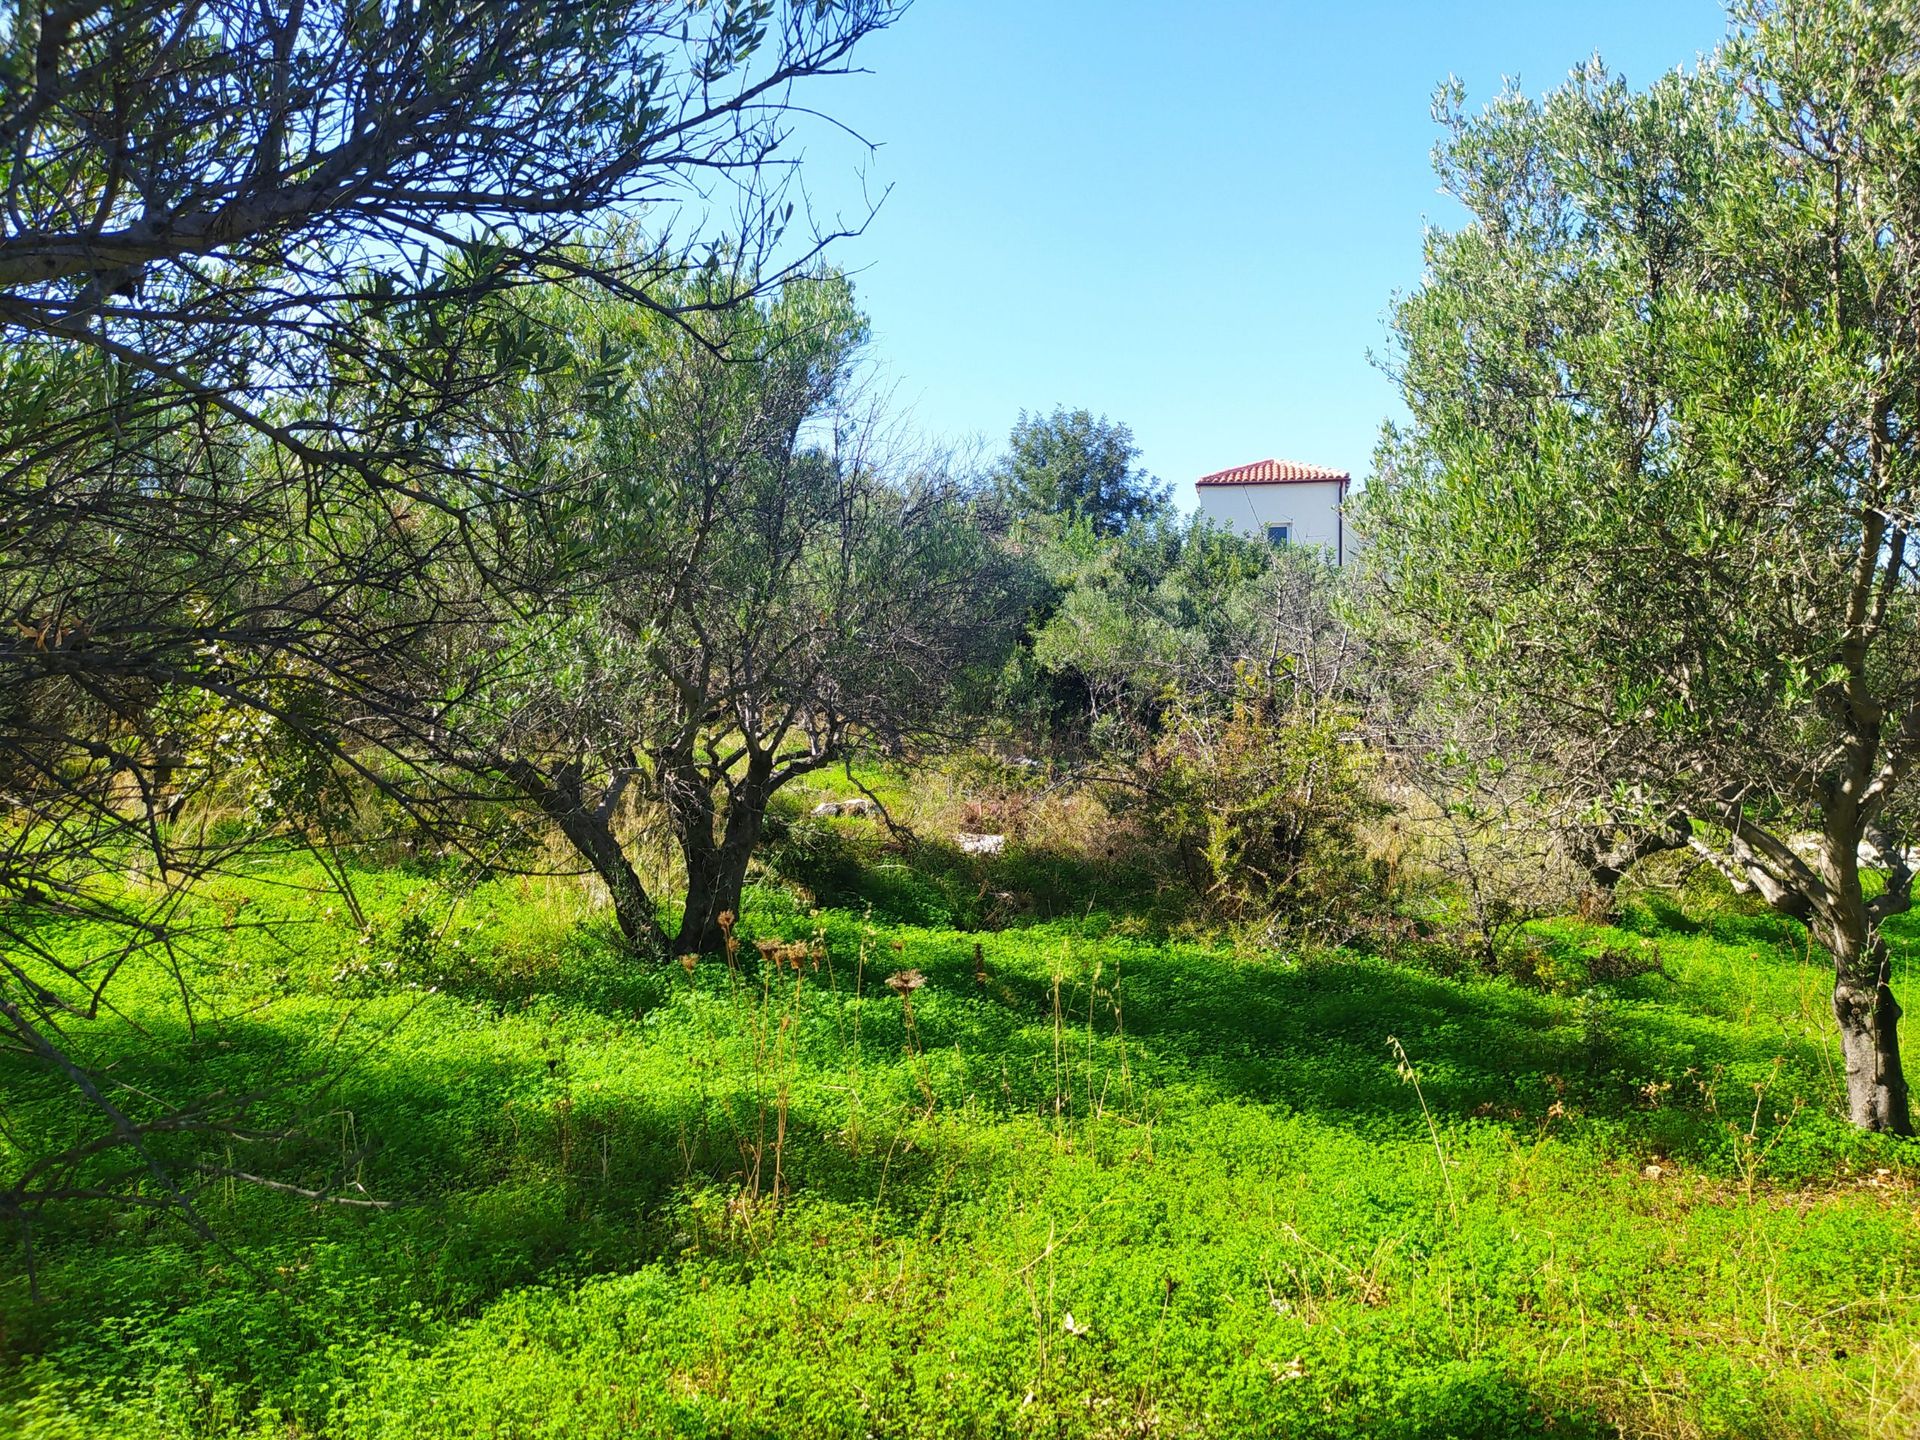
957 831 1006 856
811 797 878 818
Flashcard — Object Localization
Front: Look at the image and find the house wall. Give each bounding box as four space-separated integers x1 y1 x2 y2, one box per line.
1194 479 1347 559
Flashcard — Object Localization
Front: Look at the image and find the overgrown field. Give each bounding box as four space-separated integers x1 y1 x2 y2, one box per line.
1 822 1917 1438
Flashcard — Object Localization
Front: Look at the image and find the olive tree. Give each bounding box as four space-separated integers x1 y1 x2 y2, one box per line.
472 274 1021 955
0 0 900 1237
992 408 1169 537
1364 0 1920 1132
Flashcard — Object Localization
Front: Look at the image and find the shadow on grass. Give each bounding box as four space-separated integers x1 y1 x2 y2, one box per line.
0 996 957 1410
0 881 1883 1438
409 888 1859 1180
761 818 1181 932
848 919 1858 1173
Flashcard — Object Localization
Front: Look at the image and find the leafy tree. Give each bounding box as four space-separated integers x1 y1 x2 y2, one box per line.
0 0 900 1231
1008 512 1271 755
1141 552 1377 936
466 273 1022 955
993 408 1169 535
1001 518 1378 933
1364 0 1920 1131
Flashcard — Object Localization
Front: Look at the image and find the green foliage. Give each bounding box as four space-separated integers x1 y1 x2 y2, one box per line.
2 849 1916 1438
148 682 347 836
1361 0 1920 859
991 407 1169 536
1359 0 1920 1130
1003 509 1274 755
1144 672 1377 933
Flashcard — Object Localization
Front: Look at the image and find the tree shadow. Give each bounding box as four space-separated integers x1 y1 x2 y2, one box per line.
0 889 1882 1438
761 819 1180 931
0 998 954 1420
859 920 1857 1171
411 889 1861 1179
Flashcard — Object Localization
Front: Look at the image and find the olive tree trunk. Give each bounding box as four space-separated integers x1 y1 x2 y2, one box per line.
662 752 776 956
1823 916 1912 1136
1704 817 1913 1134
1566 810 1692 921
1817 826 1914 1136
504 759 666 955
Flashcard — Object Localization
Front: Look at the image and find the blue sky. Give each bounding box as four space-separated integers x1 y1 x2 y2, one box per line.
792 1 1729 505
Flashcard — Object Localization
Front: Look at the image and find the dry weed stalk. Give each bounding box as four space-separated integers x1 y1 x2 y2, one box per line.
1388 1035 1459 1219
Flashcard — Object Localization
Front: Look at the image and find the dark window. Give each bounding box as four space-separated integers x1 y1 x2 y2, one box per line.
1266 523 1291 547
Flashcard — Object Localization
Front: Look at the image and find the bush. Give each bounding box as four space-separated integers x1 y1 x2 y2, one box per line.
1139 669 1379 938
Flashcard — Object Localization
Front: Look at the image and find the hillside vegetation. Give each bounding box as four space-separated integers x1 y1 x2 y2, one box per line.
9 3 1920 1436
2 807 1914 1439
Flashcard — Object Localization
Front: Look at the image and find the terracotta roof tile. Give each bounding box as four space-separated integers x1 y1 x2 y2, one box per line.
1195 458 1350 488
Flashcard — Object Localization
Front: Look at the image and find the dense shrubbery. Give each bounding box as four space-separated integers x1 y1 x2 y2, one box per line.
1141 675 1377 937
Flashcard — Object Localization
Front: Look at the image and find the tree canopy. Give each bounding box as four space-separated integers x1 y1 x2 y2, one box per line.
992 407 1169 536
1363 0 1920 1132
463 268 1021 954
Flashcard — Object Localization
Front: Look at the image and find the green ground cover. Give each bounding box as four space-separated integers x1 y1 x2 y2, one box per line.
1 840 1916 1438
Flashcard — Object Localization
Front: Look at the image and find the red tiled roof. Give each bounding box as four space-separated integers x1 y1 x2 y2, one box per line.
1195 458 1350 488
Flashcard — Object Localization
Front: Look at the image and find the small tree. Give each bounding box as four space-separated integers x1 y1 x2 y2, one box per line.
1365 0 1920 1132
474 274 1021 954
1182 553 1374 929
1147 675 1374 938
1009 512 1270 755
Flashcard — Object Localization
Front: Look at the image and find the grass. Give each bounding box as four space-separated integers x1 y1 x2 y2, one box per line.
0 833 1917 1438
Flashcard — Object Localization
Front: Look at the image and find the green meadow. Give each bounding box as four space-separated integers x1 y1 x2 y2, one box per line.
2 825 1915 1439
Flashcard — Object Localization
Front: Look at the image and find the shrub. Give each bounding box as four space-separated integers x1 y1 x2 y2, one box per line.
1140 669 1378 937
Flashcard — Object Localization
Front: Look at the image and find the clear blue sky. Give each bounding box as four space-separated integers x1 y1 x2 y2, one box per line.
791 0 1729 503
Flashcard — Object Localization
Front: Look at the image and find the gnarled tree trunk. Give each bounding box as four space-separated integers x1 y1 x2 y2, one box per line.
1705 817 1913 1135
1567 809 1691 921
1824 918 1912 1135
1817 825 1915 1135
662 752 775 956
504 759 666 955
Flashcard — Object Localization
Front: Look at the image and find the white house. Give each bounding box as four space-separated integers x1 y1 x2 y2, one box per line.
1194 458 1351 563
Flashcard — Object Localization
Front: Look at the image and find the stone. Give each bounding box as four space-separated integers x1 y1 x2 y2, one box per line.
811 797 878 818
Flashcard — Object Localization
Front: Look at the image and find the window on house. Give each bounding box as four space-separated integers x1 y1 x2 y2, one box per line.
1265 523 1291 547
